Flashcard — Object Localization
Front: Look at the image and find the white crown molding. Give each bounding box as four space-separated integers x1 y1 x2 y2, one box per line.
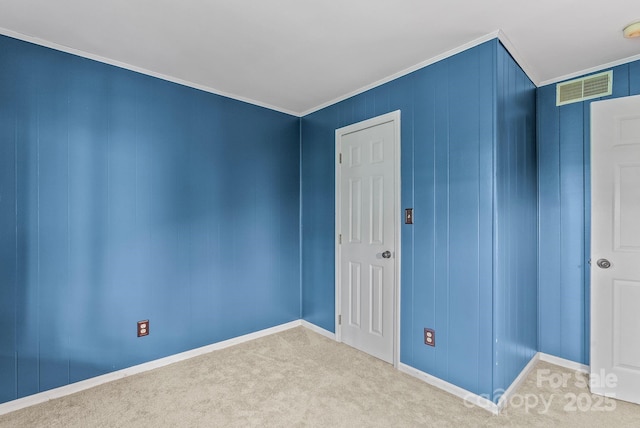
4 23 640 116
539 52 640 87
496 29 541 86
3 25 527 118
0 26 299 117
300 31 502 116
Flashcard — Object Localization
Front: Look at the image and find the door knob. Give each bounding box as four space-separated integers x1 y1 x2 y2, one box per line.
382 251 391 259
596 259 611 269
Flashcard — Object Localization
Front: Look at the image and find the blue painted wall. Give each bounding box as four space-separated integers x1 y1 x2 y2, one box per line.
301 40 537 400
5 20 634 406
537 60 640 365
0 35 300 404
493 47 538 395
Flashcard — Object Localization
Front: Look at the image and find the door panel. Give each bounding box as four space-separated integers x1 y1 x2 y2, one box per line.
370 175 384 244
349 179 362 243
591 94 640 404
349 262 361 327
337 112 399 364
615 164 640 250
370 264 384 336
612 280 640 370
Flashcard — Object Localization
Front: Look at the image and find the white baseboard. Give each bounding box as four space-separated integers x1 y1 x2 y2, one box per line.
396 352 588 415
496 353 540 412
300 320 336 340
0 320 301 416
399 353 541 415
398 363 500 414
538 352 589 373
2 322 588 418
302 320 504 414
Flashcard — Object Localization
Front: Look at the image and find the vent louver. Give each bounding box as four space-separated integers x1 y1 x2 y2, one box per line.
556 71 612 106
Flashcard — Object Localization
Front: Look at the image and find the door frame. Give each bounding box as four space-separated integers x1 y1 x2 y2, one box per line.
334 110 401 367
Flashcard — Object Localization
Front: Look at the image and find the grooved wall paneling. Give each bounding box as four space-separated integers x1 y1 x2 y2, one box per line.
493 46 538 394
537 60 640 365
5 25 637 407
0 34 300 404
301 40 537 401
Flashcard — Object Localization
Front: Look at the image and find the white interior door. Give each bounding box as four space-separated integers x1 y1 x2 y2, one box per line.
336 111 400 365
591 94 640 404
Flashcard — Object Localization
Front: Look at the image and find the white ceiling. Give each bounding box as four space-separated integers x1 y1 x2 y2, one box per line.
0 0 639 115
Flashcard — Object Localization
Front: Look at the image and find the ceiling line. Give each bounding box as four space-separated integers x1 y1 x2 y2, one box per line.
538 52 640 87
3 23 639 116
0 26 300 117
0 25 508 117
299 31 502 117
496 29 540 86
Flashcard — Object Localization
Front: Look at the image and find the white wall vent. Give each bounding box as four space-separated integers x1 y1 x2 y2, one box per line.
556 71 613 106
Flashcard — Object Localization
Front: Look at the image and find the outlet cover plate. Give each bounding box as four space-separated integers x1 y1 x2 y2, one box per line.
424 328 435 347
137 320 149 337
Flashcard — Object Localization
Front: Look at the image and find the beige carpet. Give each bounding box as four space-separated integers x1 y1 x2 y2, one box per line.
1 327 639 427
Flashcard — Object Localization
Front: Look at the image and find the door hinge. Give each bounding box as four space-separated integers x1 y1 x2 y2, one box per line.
339 153 342 164
339 234 342 244
338 315 342 325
